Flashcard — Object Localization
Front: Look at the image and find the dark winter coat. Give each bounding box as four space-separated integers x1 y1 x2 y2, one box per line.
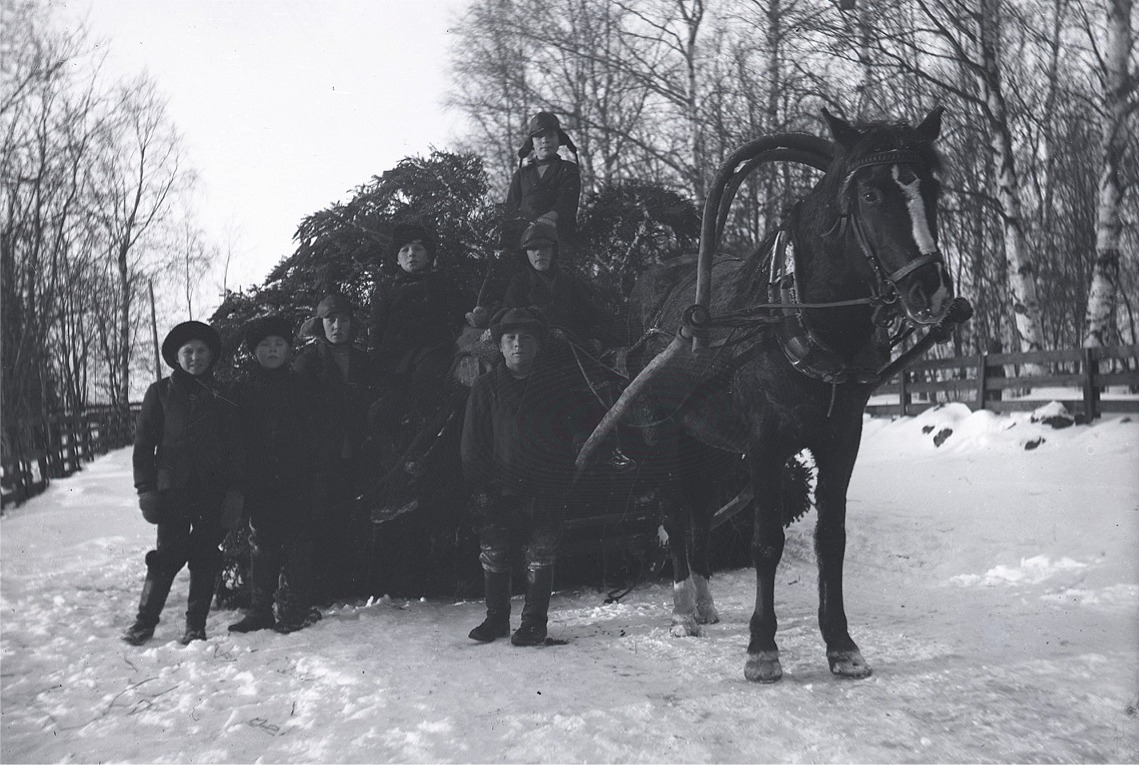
503 157 581 248
234 365 318 490
460 359 591 498
503 265 598 343
292 338 378 463
133 368 241 495
369 268 467 376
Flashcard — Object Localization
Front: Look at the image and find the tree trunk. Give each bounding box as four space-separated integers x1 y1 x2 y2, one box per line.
116 241 131 409
680 0 706 205
977 0 1047 360
1083 0 1133 349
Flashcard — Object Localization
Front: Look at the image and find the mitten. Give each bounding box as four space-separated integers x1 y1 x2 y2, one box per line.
138 491 163 524
466 306 491 329
220 490 245 530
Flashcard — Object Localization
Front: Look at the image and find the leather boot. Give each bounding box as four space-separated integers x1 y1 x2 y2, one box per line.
181 559 218 645
230 539 278 633
122 551 175 646
511 566 553 646
468 570 511 642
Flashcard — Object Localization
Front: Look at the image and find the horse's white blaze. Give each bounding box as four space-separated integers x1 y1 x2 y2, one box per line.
893 165 937 255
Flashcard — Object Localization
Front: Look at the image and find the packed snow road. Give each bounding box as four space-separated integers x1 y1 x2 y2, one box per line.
2 405 1137 762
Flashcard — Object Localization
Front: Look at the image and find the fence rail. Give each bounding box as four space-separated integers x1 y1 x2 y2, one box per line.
867 344 1139 418
1 403 141 509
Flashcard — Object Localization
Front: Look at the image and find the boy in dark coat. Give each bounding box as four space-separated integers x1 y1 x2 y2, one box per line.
293 293 379 602
369 223 467 419
469 112 581 329
123 320 243 646
502 220 598 344
460 307 589 646
228 316 321 634
504 111 581 251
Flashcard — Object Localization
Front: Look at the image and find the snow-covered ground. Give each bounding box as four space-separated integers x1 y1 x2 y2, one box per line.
2 403 1137 763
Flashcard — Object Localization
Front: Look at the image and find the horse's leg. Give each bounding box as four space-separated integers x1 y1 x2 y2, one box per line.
662 490 700 637
813 413 873 679
744 451 786 683
680 464 719 626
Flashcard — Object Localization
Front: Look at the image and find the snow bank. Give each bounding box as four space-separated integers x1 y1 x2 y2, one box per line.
2 411 1137 763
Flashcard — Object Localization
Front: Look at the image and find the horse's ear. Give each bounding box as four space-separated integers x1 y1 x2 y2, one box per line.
822 108 861 151
915 106 945 142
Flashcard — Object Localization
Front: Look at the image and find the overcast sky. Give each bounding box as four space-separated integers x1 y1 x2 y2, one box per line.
58 0 468 296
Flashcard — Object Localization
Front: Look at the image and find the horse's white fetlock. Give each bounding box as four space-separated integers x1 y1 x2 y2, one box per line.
670 578 700 637
692 574 719 625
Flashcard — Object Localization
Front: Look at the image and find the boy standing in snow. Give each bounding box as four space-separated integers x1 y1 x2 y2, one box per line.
228 316 321 634
124 320 243 646
293 293 378 602
460 307 588 646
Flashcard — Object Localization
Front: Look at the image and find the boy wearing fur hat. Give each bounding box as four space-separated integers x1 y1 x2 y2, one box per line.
504 111 580 250
470 112 581 329
460 307 590 646
228 316 321 634
123 321 243 646
293 293 379 601
370 222 467 418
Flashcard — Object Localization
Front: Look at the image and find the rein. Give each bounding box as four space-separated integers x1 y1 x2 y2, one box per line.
685 147 949 385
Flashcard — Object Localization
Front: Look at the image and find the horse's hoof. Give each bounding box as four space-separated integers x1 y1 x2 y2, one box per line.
695 602 720 625
669 616 700 637
744 651 783 683
827 649 873 679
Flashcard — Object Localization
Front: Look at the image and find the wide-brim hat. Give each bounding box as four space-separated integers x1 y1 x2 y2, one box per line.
243 315 294 354
491 306 548 344
520 220 559 251
518 111 577 158
389 222 435 259
161 320 221 369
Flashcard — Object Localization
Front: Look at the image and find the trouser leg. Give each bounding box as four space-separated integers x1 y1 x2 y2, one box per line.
276 523 316 628
512 497 562 646
181 486 225 642
248 521 282 617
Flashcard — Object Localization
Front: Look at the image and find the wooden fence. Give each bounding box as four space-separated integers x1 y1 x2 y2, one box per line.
1 403 141 509
867 344 1139 418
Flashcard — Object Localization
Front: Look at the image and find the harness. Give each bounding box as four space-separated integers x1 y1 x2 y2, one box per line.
679 148 952 386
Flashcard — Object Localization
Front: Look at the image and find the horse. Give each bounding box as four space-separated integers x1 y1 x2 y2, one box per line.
577 107 969 682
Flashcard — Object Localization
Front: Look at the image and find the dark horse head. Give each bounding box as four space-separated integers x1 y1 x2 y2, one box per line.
809 108 953 327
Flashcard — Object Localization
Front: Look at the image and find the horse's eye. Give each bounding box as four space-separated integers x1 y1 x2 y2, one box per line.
861 188 882 205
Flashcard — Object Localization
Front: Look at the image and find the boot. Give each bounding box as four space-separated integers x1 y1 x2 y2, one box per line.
230 539 278 633
228 611 274 633
511 566 553 647
181 559 218 645
122 551 175 646
468 570 511 642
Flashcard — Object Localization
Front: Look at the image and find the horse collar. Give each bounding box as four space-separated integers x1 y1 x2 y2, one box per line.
769 229 860 385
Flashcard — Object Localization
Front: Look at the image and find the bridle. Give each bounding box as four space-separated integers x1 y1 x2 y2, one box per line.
831 148 946 323
679 149 949 385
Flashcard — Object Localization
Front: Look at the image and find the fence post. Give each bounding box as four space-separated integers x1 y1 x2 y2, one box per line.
899 369 910 416
1082 347 1101 420
975 353 989 411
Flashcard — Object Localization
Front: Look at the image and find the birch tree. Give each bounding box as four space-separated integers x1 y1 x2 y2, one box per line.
1083 0 1136 347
